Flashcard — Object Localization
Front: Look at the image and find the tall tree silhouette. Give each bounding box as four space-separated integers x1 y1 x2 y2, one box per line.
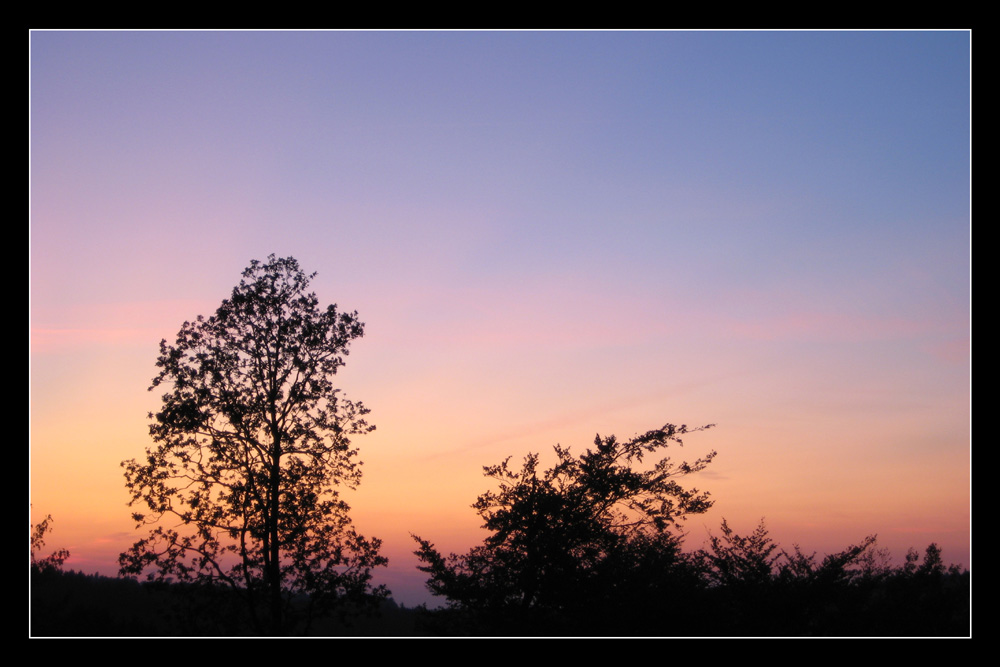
414 424 715 631
120 255 386 635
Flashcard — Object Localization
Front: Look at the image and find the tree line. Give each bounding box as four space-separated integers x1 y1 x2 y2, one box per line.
31 256 969 636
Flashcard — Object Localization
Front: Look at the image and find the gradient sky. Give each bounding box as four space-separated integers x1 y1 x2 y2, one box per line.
30 30 970 607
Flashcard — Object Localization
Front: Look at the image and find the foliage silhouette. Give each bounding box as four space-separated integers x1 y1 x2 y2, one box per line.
693 519 969 636
778 535 880 587
414 423 716 633
30 512 70 574
119 255 386 635
413 486 968 636
701 518 781 588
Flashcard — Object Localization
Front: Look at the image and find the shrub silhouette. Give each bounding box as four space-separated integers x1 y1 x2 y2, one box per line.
30 512 70 574
414 423 716 634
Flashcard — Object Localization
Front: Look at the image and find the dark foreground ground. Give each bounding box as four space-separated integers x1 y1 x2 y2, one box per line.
30 566 969 637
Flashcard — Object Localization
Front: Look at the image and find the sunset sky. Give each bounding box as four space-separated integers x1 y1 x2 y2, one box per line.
30 30 970 606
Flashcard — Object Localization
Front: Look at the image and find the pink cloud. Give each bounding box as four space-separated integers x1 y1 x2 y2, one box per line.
30 298 216 353
31 327 159 353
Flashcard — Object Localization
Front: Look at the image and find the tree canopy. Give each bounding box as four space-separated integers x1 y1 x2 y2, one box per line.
414 423 716 630
120 255 385 635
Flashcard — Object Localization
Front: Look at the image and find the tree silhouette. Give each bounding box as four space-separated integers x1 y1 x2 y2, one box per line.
697 519 969 636
702 518 782 588
414 424 716 631
30 512 70 574
120 255 386 635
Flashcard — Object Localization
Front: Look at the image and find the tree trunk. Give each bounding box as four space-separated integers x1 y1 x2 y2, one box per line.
269 441 282 634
